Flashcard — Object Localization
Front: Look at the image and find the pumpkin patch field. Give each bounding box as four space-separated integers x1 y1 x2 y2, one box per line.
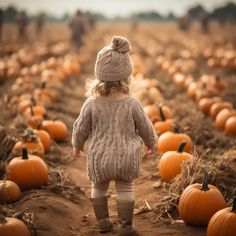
0 22 236 236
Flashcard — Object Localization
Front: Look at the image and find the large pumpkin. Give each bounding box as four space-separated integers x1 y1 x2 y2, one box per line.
178 172 227 226
0 180 21 203
7 148 48 190
42 120 68 142
0 217 31 236
157 126 192 153
159 142 193 182
207 198 236 236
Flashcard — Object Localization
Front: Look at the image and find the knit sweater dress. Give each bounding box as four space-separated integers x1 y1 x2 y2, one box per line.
72 96 157 183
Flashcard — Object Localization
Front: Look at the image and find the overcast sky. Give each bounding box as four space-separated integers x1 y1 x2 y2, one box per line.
0 0 235 17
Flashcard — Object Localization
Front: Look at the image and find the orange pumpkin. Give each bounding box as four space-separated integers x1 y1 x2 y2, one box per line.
178 172 227 226
0 180 21 203
159 142 193 182
198 97 222 114
42 120 68 142
224 116 236 135
157 126 192 153
213 76 227 92
144 104 172 124
207 198 236 236
0 217 31 236
24 104 46 118
7 148 48 190
210 101 233 119
12 128 45 158
153 105 174 135
34 128 51 153
215 109 236 130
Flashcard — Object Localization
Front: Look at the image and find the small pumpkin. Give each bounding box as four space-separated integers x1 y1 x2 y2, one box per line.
157 126 192 153
198 97 222 114
24 104 46 118
34 127 51 153
224 116 236 135
207 198 236 236
215 108 236 130
153 105 174 135
144 104 172 124
0 180 21 203
42 120 68 142
210 101 233 119
7 148 48 190
159 142 193 182
12 128 45 158
0 216 31 236
178 172 227 226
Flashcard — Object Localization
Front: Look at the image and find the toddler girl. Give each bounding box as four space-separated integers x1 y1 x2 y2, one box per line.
72 36 157 235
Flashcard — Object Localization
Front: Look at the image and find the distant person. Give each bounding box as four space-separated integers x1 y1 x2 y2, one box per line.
131 14 138 32
201 13 210 33
178 15 190 31
35 13 45 35
69 10 86 48
16 11 29 40
0 9 3 42
86 11 96 31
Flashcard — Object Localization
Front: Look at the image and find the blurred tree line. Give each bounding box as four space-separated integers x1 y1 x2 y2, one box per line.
1 2 236 23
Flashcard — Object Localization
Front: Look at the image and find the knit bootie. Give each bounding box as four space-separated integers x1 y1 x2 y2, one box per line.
92 196 113 233
117 199 139 236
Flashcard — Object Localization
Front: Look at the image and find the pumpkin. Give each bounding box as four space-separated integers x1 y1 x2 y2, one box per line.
198 97 222 114
12 128 45 158
215 108 236 130
0 180 21 203
213 76 227 92
144 104 172 124
153 105 174 135
33 82 54 105
210 101 233 119
178 172 227 226
159 142 193 182
42 120 68 142
24 104 46 118
157 126 192 153
195 84 219 102
224 116 236 135
34 128 51 153
207 198 236 236
7 148 48 190
0 217 31 236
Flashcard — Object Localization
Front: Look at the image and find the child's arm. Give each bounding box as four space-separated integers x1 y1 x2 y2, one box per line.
72 98 92 154
132 99 157 152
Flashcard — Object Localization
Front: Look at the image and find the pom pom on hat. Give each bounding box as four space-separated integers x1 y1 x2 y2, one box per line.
111 36 131 53
94 35 132 82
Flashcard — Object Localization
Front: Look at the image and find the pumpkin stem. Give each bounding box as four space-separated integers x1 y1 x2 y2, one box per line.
172 124 179 133
232 198 236 213
201 171 209 191
41 82 46 89
177 141 187 153
159 104 166 121
22 147 29 160
31 97 36 106
30 104 35 117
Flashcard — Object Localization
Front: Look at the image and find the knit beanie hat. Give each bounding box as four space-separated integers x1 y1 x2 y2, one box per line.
94 35 132 81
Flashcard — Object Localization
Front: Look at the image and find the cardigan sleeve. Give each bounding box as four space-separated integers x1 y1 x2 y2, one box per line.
132 98 157 151
72 98 93 152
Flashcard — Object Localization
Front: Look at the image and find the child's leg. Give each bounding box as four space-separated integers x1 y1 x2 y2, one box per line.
91 181 110 198
115 180 138 235
115 180 134 201
91 181 112 232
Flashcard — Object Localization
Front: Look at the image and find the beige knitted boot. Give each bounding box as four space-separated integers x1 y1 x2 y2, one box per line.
117 200 139 236
92 197 113 233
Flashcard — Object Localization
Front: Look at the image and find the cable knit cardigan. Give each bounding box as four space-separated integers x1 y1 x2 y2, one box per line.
72 96 157 183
